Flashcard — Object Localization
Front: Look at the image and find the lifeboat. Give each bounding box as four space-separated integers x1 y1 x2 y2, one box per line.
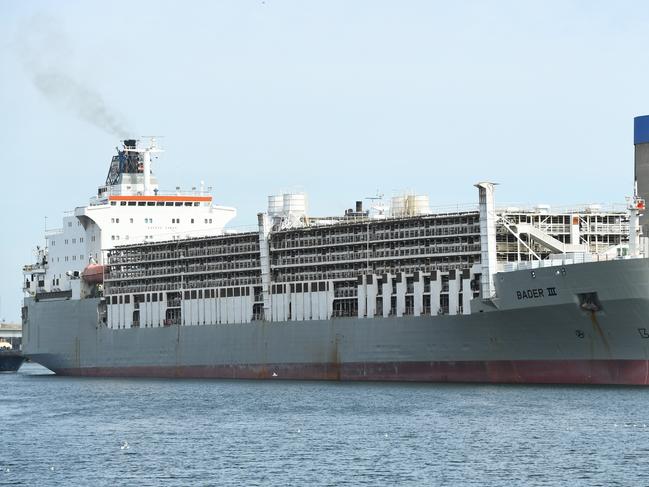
82 263 104 284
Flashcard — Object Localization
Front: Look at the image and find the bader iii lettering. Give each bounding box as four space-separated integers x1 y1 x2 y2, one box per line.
515 287 558 300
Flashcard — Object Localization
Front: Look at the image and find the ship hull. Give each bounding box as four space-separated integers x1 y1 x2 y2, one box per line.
51 360 649 385
22 258 649 385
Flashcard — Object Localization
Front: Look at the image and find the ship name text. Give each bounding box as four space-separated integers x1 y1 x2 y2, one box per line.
516 287 558 300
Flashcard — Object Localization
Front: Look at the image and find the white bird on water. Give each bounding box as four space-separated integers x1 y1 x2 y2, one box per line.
121 441 130 450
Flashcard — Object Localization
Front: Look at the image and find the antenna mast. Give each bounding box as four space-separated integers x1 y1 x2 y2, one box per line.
123 137 164 196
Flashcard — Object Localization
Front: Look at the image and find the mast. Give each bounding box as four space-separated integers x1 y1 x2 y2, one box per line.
122 138 163 195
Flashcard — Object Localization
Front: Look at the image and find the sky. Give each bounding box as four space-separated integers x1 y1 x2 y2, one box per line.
1 0 649 321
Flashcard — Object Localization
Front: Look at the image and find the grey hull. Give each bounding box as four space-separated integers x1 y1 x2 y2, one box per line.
22 258 649 384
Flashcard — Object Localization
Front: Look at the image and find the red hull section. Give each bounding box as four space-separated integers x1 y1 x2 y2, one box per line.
54 359 649 385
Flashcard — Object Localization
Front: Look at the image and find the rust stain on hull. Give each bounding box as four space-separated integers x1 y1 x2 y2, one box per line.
589 311 611 355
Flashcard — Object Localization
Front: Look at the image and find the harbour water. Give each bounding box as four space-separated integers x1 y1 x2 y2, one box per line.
2 363 649 486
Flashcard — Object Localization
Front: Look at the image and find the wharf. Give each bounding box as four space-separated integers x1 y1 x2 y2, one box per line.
0 323 24 372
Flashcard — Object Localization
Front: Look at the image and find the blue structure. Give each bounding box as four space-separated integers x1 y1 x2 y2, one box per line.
634 115 649 145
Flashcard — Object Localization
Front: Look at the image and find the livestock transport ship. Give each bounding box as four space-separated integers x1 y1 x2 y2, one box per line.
21 118 649 384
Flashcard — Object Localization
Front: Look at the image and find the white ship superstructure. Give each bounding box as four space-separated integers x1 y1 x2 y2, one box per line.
23 139 236 297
